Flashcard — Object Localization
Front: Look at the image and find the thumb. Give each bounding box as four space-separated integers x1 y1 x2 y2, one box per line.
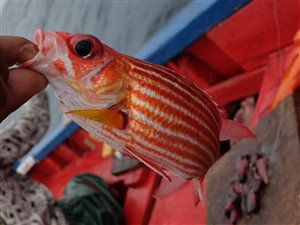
7 67 48 111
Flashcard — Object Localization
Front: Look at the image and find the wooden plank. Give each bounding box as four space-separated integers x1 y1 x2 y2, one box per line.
207 0 300 69
206 68 265 107
186 34 245 77
166 52 222 89
135 0 250 64
124 171 159 225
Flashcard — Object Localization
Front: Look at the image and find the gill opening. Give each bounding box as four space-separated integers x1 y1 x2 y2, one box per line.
80 56 114 90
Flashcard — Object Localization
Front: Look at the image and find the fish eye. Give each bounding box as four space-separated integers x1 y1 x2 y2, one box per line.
74 40 93 58
69 34 103 59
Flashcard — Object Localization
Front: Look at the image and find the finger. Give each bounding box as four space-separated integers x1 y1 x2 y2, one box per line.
6 67 47 112
0 52 9 82
0 76 9 122
0 36 39 66
0 76 8 109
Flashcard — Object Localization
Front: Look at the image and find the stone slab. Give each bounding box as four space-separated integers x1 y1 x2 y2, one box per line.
206 92 300 225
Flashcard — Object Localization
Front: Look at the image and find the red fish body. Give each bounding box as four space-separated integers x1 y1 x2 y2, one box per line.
121 56 221 180
24 29 255 202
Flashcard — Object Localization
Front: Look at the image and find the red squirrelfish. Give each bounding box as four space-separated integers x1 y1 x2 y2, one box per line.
23 29 255 203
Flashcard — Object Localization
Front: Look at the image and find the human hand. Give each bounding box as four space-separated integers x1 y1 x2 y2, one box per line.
0 36 47 122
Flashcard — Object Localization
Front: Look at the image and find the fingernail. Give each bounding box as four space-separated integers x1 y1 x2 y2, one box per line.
18 43 39 62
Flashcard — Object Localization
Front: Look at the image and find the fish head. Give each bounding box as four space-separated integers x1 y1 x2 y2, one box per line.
24 29 128 112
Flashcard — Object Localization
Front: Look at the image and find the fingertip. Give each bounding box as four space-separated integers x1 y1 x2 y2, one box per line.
0 68 48 120
0 36 40 66
27 68 48 90
18 43 39 63
32 72 48 93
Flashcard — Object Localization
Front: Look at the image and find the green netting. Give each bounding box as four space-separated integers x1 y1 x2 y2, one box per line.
57 173 125 225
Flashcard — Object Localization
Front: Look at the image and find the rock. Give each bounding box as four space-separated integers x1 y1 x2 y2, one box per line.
206 92 300 225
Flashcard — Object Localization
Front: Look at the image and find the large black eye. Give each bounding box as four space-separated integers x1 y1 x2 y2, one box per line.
74 40 93 58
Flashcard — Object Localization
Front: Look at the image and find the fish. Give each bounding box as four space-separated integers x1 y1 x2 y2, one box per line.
23 29 255 203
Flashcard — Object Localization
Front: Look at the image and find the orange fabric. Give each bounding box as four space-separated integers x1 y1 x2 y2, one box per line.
250 30 300 128
272 30 300 108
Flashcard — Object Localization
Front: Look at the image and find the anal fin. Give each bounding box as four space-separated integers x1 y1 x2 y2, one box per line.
125 147 171 181
154 173 187 198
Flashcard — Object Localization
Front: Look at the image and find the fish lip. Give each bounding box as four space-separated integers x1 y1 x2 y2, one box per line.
33 28 45 50
24 29 65 72
21 28 47 68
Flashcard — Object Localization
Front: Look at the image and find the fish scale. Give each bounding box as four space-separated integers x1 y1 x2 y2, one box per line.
123 62 219 179
24 29 255 203
127 58 221 139
129 117 212 166
128 73 219 152
129 87 219 158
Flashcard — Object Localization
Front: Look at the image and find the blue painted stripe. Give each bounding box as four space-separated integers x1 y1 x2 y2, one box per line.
135 0 250 64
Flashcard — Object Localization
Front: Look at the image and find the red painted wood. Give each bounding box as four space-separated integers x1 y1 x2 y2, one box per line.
166 52 222 89
29 157 61 182
207 0 300 70
185 35 245 77
182 0 300 78
149 180 206 225
66 128 103 156
124 170 159 225
49 144 79 167
206 67 265 107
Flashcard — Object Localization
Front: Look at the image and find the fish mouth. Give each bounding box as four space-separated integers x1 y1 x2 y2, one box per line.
22 28 66 71
33 28 68 50
33 28 45 50
33 28 57 53
21 29 46 68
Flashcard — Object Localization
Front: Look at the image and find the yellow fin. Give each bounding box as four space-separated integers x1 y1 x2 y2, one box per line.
102 143 115 158
66 109 125 129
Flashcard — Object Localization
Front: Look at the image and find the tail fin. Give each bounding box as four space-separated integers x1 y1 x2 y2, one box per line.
220 118 256 141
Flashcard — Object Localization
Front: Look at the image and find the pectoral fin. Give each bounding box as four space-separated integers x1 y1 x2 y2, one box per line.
102 143 115 158
66 109 125 129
